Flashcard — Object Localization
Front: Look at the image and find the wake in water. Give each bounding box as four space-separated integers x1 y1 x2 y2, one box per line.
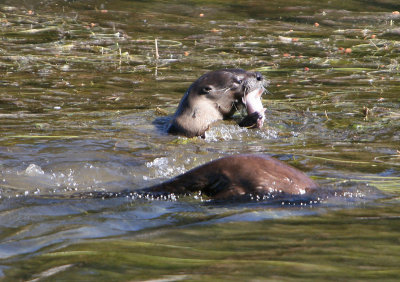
70 180 387 210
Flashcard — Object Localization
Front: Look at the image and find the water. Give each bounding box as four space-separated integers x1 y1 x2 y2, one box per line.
0 0 400 280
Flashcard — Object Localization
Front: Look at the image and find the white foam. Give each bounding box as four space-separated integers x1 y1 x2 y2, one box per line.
146 157 186 179
25 164 45 176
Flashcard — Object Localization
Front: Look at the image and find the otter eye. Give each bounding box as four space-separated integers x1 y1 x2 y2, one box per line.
201 86 212 94
233 78 242 85
256 72 262 81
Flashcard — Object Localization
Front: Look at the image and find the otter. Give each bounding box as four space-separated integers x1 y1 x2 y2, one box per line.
168 69 267 138
142 154 317 200
79 155 317 201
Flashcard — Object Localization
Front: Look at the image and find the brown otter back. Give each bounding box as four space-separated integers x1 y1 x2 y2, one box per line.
145 154 317 200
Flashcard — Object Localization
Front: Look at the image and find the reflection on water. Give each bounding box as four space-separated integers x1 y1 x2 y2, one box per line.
0 0 400 280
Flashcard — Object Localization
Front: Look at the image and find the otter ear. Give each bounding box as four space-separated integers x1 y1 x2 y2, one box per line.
200 86 212 94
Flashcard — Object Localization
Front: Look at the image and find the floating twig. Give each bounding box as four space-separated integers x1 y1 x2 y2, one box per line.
155 38 159 60
324 110 329 120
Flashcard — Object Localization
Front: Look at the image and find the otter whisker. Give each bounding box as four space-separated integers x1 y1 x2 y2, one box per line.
232 101 245 115
241 96 247 109
221 87 231 94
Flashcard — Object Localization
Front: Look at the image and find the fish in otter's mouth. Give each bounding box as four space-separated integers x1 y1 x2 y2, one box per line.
242 87 266 128
239 77 267 129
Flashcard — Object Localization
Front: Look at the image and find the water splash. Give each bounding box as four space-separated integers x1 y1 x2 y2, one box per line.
205 123 279 142
24 164 45 176
0 162 136 198
145 157 186 179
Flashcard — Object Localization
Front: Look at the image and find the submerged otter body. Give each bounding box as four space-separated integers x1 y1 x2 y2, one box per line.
141 154 318 200
168 69 267 138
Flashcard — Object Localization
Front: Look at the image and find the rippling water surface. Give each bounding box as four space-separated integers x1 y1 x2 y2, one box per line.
1 0 400 280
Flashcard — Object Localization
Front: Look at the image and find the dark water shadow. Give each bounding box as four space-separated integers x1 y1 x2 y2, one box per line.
152 115 172 135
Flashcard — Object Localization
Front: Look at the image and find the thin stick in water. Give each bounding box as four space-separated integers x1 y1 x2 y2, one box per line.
155 38 159 60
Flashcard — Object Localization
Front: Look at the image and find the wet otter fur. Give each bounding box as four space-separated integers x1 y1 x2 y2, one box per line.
83 155 318 201
142 154 317 200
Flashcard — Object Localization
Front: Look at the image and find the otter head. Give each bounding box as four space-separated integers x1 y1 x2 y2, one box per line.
168 69 267 138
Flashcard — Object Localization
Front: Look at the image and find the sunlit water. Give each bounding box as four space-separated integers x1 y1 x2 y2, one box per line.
0 0 400 280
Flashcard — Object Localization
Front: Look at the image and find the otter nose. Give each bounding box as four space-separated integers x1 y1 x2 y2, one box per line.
255 72 262 81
